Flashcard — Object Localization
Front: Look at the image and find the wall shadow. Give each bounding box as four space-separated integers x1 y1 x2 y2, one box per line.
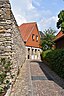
30 60 64 89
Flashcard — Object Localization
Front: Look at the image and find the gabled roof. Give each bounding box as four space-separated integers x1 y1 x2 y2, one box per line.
54 31 64 41
19 22 37 42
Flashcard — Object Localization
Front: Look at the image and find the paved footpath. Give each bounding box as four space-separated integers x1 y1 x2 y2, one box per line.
10 60 64 96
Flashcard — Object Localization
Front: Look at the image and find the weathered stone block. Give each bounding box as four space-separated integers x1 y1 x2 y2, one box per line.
0 0 26 89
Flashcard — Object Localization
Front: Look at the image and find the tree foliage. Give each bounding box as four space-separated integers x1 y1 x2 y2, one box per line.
41 28 56 51
42 49 64 79
57 10 64 32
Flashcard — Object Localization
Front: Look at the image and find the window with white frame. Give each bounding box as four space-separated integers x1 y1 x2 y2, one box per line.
32 34 35 41
36 35 38 41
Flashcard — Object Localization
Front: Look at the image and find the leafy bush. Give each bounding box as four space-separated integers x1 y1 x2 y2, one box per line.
0 86 4 94
42 50 52 58
0 72 6 84
0 57 12 95
6 80 10 84
42 49 64 79
1 58 6 65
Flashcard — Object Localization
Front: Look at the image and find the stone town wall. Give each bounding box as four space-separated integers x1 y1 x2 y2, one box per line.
0 0 26 79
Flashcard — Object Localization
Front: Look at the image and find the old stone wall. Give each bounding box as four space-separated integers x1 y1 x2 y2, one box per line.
0 0 26 79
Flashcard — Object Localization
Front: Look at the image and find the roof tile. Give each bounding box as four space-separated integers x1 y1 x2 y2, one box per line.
54 31 64 41
19 22 36 42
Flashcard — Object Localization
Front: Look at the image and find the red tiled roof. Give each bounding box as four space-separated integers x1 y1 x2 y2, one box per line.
19 22 36 42
54 31 64 41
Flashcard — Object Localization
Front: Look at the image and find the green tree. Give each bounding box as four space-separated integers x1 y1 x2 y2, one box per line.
41 28 56 51
57 10 64 32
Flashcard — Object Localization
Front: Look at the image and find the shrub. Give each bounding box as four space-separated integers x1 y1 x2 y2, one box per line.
6 80 10 84
0 57 12 95
0 72 6 84
42 49 64 79
0 86 4 94
42 50 52 59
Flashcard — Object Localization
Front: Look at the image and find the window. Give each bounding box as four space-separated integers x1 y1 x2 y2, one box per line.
35 49 37 53
28 55 30 59
28 48 30 53
32 34 35 41
32 49 34 55
36 35 38 42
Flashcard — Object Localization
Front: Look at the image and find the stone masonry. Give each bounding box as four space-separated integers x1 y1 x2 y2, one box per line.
0 0 26 81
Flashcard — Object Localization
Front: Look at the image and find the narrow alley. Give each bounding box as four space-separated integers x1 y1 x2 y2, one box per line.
10 60 64 96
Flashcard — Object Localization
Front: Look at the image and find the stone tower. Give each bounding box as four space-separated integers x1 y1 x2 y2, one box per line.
0 0 26 78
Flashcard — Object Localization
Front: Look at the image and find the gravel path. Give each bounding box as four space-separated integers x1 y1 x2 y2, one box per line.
10 61 32 96
10 60 64 96
30 60 64 96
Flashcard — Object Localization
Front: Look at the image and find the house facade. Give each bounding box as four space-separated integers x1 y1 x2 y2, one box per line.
19 22 41 60
54 31 64 49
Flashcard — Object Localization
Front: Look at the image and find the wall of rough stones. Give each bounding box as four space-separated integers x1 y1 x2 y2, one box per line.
0 0 26 79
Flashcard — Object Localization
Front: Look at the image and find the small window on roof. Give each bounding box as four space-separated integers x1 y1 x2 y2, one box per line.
36 35 38 42
32 34 35 41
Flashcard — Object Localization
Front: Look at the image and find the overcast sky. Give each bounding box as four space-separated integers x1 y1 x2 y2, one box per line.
10 0 64 32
